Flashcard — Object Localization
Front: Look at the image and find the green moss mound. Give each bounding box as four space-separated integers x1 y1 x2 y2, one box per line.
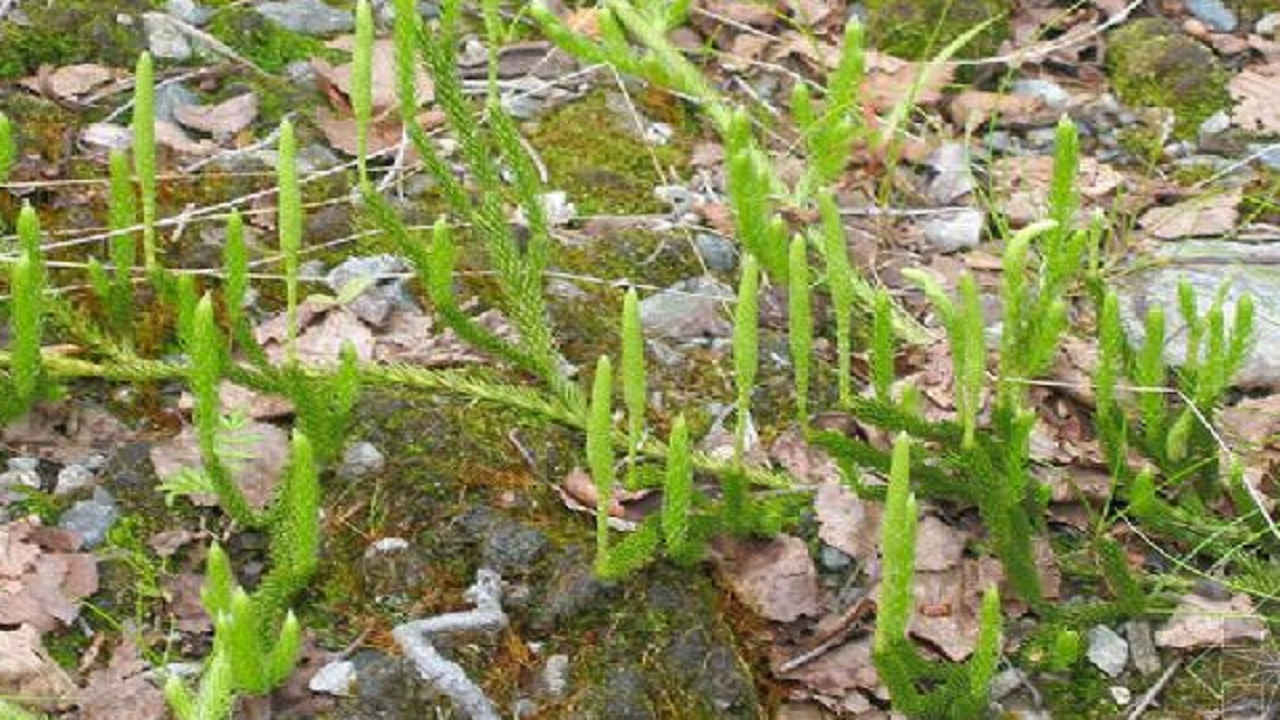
864 0 1011 60
0 0 153 79
206 6 328 73
1106 18 1232 140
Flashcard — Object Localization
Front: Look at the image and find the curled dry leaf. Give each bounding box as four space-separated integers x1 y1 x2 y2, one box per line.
154 120 217 157
1154 593 1269 649
173 92 259 137
710 534 822 623
0 521 98 633
0 624 77 709
554 467 641 531
149 421 291 511
20 64 125 104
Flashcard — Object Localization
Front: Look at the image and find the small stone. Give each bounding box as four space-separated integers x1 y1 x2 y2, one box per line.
1024 126 1060 151
367 537 409 555
924 142 974 203
644 122 674 146
309 660 356 697
818 544 853 572
542 654 570 699
989 668 1026 701
1258 13 1280 37
166 0 213 26
255 0 354 35
638 276 734 340
693 233 737 272
1184 0 1237 33
59 488 118 549
338 442 386 480
144 12 192 61
8 457 39 473
1109 686 1132 705
1010 78 1070 109
1199 110 1231 138
1125 620 1161 676
654 184 698 218
540 191 577 227
921 208 984 253
512 699 539 718
54 465 96 496
1086 625 1129 678
0 457 42 491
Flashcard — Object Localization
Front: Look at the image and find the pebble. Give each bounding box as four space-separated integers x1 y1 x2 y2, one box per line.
693 233 738 272
338 441 387 480
644 122 674 146
1010 78 1070 109
1184 0 1237 33
1198 110 1231 138
325 254 416 324
921 208 984 253
638 276 734 340
1110 686 1132 705
1259 13 1280 37
1125 620 1161 676
309 660 356 697
924 142 974 203
144 12 192 61
542 654 570 699
254 0 354 36
818 544 853 572
153 82 200 125
166 0 213 26
80 123 134 153
54 464 96 496
59 488 118 549
1086 625 1129 678
539 190 577 227
0 457 42 491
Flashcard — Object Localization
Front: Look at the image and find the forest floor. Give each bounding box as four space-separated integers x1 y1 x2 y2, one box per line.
2 0 1280 718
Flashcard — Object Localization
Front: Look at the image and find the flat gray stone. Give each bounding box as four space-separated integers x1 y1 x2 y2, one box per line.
144 12 192 61
1117 240 1280 389
921 208 984 253
59 488 118 549
255 0 353 36
638 276 733 340
1185 0 1237 32
1087 625 1129 678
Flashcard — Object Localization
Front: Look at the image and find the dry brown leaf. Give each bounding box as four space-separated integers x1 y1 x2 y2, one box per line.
815 479 882 565
1154 593 1268 649
785 0 838 28
316 38 434 112
775 636 881 696
77 635 166 720
949 89 1049 129
164 572 213 633
904 556 1004 661
1230 63 1280 133
770 428 841 485
2 402 134 465
699 0 779 28
257 305 376 366
1138 190 1241 240
20 64 123 103
179 381 294 420
862 52 953 112
0 624 76 708
149 421 290 511
554 467 640 531
711 534 822 622
173 93 259 137
913 515 965 572
1219 395 1280 452
0 521 98 633
154 120 217 156
991 155 1122 226
314 107 409 158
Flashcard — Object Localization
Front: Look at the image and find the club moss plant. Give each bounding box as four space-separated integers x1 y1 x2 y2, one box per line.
0 1 1272 716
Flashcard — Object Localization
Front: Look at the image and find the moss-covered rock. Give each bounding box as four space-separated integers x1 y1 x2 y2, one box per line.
0 0 153 79
205 6 329 73
864 0 1010 61
1106 19 1232 140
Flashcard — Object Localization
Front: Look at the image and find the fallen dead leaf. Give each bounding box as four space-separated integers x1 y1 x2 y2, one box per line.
949 89 1049 130
699 0 779 28
775 635 881 696
862 52 953 112
0 521 98 633
770 428 841 485
1154 593 1268 649
164 572 212 633
2 401 134 465
0 624 76 709
178 381 295 421
149 421 290 511
815 479 883 565
315 38 434 113
553 467 641 532
711 534 822 622
154 120 217 156
1230 63 1280 133
1139 190 1241 240
173 92 259 137
256 305 376 366
20 64 124 104
991 155 1123 226
77 635 166 720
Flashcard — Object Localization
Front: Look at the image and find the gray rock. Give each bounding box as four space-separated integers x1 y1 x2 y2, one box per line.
921 209 984 253
1110 686 1132 706
255 0 354 35
0 457 42 492
8 457 39 473
153 82 200 124
344 650 438 716
1251 143 1280 172
144 12 192 61
654 184 698 218
1185 0 1237 32
693 233 737 272
638 276 734 340
166 0 213 26
1024 126 1060 151
1259 12 1280 37
1199 110 1231 138
1011 78 1070 110
818 544 853 572
1116 240 1280 388
59 488 118 548
483 522 549 576
539 190 577 227
338 441 386 480
54 464 96 496
924 142 974 203
81 123 134 153
1124 620 1161 676
372 0 441 24
309 660 357 696
1086 625 1129 678
325 254 416 326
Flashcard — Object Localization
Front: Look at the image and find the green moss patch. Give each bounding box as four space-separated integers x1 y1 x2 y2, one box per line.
864 0 1010 61
1106 19 1232 140
206 6 332 74
527 92 691 216
0 0 153 79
